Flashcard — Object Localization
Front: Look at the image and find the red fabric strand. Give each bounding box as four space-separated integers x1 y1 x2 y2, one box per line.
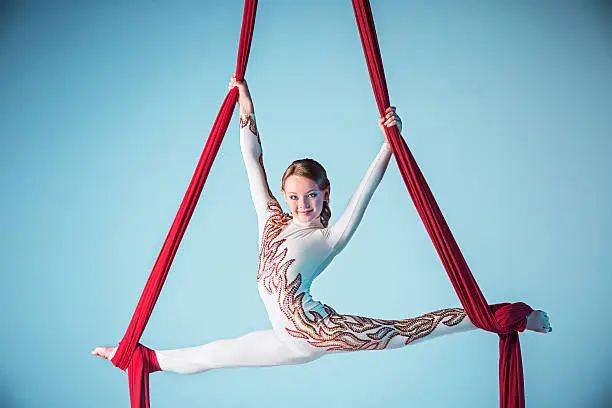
109 1 258 407
351 0 533 406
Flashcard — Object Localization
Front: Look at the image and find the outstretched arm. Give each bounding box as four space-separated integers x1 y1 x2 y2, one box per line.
230 75 276 226
326 107 401 253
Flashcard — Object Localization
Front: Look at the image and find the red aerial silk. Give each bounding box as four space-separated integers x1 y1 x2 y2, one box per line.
107 1 533 407
109 1 258 407
351 1 533 407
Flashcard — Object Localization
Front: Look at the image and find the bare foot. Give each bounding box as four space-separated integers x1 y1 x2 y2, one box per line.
526 310 552 333
91 346 116 360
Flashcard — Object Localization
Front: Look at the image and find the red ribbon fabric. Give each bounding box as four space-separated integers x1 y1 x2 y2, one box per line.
351 1 533 407
108 1 532 406
109 2 258 407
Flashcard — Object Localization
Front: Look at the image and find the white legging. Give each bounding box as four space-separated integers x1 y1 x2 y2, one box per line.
155 308 477 375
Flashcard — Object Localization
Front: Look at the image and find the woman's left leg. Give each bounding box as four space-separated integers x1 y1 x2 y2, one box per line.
155 329 319 374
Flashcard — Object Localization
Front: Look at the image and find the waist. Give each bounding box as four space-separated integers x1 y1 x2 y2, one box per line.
257 283 331 322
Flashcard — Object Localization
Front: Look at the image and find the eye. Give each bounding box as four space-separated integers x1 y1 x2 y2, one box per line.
308 192 317 198
289 195 297 200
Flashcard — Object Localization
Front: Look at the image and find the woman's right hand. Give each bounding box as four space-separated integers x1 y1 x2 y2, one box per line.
229 74 254 115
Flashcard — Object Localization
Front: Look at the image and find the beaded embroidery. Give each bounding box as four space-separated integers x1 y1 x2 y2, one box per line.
257 200 467 351
239 112 259 140
257 200 293 293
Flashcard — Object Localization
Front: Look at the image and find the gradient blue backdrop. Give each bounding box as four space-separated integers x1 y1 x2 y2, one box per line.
1 1 611 407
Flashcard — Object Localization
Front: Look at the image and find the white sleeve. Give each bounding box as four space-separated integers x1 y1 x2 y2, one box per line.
239 113 277 227
325 141 392 253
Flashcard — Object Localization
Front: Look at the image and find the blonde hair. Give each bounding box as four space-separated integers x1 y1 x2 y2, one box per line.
281 158 331 227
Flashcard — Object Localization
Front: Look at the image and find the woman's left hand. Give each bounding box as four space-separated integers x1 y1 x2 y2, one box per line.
378 106 402 135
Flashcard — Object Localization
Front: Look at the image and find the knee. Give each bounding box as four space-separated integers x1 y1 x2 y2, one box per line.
281 340 324 365
288 351 321 366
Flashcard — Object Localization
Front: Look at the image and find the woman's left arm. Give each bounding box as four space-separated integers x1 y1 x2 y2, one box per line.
325 107 401 252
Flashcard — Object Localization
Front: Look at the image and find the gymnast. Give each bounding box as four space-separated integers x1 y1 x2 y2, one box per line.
92 75 551 373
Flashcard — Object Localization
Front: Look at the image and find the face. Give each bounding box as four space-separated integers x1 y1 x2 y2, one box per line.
282 175 330 223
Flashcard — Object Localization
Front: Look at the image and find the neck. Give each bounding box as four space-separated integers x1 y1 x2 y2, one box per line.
292 215 323 227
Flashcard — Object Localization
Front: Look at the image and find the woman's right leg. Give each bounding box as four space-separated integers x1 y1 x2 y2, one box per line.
155 329 318 374
289 307 477 353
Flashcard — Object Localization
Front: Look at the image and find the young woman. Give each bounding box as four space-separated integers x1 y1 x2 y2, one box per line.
92 75 551 374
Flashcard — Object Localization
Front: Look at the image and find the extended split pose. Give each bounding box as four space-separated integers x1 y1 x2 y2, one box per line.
93 76 551 374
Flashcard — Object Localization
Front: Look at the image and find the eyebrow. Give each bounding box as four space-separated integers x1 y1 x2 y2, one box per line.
287 190 318 194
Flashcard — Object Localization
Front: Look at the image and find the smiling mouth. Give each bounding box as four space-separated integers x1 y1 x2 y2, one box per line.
298 210 312 214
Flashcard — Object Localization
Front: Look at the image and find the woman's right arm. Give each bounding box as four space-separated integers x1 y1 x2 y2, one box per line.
230 76 276 225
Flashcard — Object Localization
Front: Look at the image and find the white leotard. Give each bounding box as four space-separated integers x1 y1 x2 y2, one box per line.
241 113 399 348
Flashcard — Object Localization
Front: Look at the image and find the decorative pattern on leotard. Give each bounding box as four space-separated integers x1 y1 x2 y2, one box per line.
257 200 294 293
239 112 259 137
257 201 468 352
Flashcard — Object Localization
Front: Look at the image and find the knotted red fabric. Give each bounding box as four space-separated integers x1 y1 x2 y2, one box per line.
351 1 533 407
109 1 258 407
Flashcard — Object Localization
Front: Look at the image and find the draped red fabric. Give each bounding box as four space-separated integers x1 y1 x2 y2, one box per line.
351 1 533 407
109 2 258 407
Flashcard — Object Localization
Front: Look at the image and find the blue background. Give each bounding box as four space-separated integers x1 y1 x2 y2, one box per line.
1 0 611 407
